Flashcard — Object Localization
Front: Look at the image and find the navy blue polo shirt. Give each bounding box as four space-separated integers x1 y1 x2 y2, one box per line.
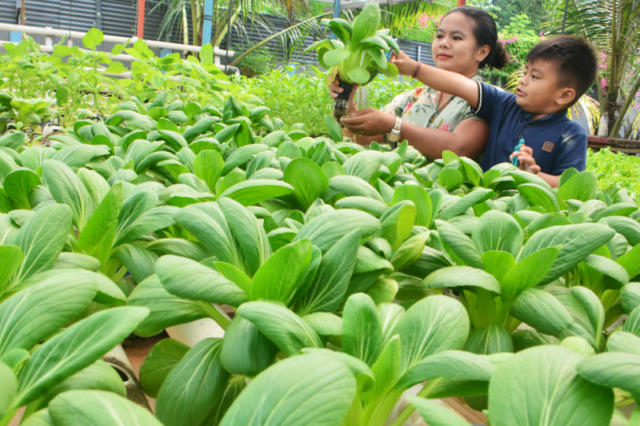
475 82 587 174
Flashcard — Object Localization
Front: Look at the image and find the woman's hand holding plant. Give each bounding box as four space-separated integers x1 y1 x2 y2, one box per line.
340 108 396 136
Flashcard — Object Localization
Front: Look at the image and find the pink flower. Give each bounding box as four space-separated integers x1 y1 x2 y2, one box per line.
600 77 607 90
406 102 414 111
418 13 430 28
503 36 518 44
439 122 450 131
599 63 607 70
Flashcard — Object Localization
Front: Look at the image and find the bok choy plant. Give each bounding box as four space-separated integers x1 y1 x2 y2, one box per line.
305 3 400 119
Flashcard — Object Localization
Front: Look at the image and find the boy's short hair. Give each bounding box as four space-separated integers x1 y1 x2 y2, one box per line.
527 35 597 107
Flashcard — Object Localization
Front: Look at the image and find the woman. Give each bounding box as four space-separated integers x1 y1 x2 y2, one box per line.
332 7 506 159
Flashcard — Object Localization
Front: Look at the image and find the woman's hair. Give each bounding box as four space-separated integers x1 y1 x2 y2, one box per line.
443 6 507 70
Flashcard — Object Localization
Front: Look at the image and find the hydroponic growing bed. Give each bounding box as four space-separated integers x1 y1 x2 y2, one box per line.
0 31 639 426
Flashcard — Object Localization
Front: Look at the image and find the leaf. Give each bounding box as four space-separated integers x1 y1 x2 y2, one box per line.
424 266 502 294
175 203 239 266
328 175 383 201
518 183 559 212
624 306 640 336
48 390 162 426
324 115 343 142
600 216 640 245
139 338 189 398
296 230 360 314
436 220 483 268
481 250 515 283
392 184 432 227
81 28 104 50
380 201 417 250
410 396 471 426
334 196 388 216
577 352 640 401
251 239 312 304
42 160 92 229
302 312 342 336
439 188 493 220
617 244 640 280
391 231 429 271
295 209 379 252
220 353 356 426
520 224 615 284
155 255 247 306
0 362 17 420
0 245 22 294
218 197 271 276
193 149 223 193
510 288 572 336
342 293 383 366
284 158 329 210
488 345 613 426
15 307 148 406
237 301 322 356
569 286 605 345
501 247 559 300
3 168 40 209
606 332 640 353
398 350 494 389
437 168 463 190
584 254 630 286
621 282 640 313
343 151 386 182
42 360 126 406
76 184 123 268
396 295 470 369
12 204 72 284
464 324 514 354
156 339 229 426
472 210 523 256
557 170 597 202
220 179 294 206
114 244 158 284
128 275 209 337
220 316 278 376
0 270 97 355
301 348 374 390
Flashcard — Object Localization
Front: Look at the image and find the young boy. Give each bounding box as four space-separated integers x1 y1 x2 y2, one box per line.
390 35 598 187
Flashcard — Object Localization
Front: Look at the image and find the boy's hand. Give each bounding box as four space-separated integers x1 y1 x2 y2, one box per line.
390 51 419 76
509 144 541 174
340 109 395 136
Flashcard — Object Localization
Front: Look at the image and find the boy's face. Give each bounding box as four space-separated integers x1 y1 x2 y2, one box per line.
516 59 575 117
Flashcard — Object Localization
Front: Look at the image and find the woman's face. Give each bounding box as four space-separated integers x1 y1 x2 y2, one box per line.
432 12 489 77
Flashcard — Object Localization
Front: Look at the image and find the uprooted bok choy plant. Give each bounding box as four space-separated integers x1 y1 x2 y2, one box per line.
305 3 400 119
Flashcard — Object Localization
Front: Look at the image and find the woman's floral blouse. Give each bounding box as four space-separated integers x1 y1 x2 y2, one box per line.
381 75 484 132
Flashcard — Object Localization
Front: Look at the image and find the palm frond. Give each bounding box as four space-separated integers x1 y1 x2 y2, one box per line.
379 0 456 36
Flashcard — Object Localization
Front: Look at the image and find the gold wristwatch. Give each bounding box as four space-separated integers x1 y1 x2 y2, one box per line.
385 117 402 148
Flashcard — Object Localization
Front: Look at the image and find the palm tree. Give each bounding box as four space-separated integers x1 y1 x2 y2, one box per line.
545 0 640 138
151 0 311 47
